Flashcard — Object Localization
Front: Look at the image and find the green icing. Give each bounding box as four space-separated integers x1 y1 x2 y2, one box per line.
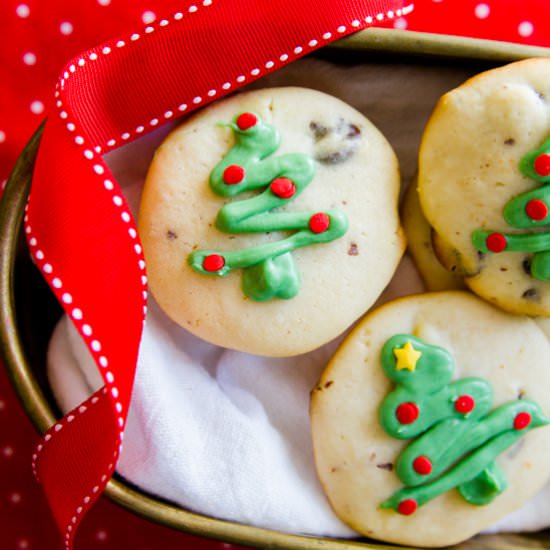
188 113 349 301
472 137 550 280
378 334 549 514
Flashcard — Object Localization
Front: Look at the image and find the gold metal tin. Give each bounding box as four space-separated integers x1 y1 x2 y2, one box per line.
3 29 550 550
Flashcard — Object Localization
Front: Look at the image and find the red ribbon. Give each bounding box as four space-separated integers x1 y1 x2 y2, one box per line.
26 0 412 546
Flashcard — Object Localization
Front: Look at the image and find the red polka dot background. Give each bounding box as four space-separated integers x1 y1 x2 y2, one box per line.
1 0 550 548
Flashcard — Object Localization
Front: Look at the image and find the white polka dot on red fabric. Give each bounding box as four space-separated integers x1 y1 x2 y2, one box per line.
15 3 30 17
9 492 22 504
30 100 44 115
0 130 5 143
0 399 6 410
59 21 74 35
16 538 30 550
22 52 37 65
142 10 156 24
97 0 111 5
2 445 14 457
474 3 490 19
518 20 534 37
394 17 408 29
95 529 109 542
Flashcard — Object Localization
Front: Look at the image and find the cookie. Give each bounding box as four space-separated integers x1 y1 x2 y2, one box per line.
401 185 550 344
139 87 404 356
401 180 465 291
418 58 550 316
310 292 550 547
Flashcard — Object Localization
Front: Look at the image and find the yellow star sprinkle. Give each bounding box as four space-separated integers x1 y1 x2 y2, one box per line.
394 341 422 372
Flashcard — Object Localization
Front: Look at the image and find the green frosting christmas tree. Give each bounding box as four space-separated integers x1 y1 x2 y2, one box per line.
473 137 550 279
188 112 348 301
378 334 548 516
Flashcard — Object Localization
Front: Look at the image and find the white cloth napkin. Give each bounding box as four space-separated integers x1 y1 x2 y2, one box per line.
47 58 550 539
48 298 354 535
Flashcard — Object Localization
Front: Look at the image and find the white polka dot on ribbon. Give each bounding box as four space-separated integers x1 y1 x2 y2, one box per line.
15 4 30 18
474 3 490 19
141 10 156 24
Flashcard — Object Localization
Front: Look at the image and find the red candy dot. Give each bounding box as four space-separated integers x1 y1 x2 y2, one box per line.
309 212 330 233
270 177 296 199
202 254 225 272
455 395 475 414
525 199 548 221
236 112 258 131
396 402 419 425
223 165 245 185
485 232 507 253
514 411 532 430
413 456 432 476
397 499 417 516
534 153 550 177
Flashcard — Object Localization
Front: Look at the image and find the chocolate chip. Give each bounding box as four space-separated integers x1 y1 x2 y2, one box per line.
317 150 355 164
504 138 516 146
310 118 362 165
324 380 334 388
522 287 539 300
477 251 486 261
348 243 359 256
167 230 178 240
309 121 329 140
346 124 361 139
518 389 526 399
522 258 532 275
376 463 394 471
